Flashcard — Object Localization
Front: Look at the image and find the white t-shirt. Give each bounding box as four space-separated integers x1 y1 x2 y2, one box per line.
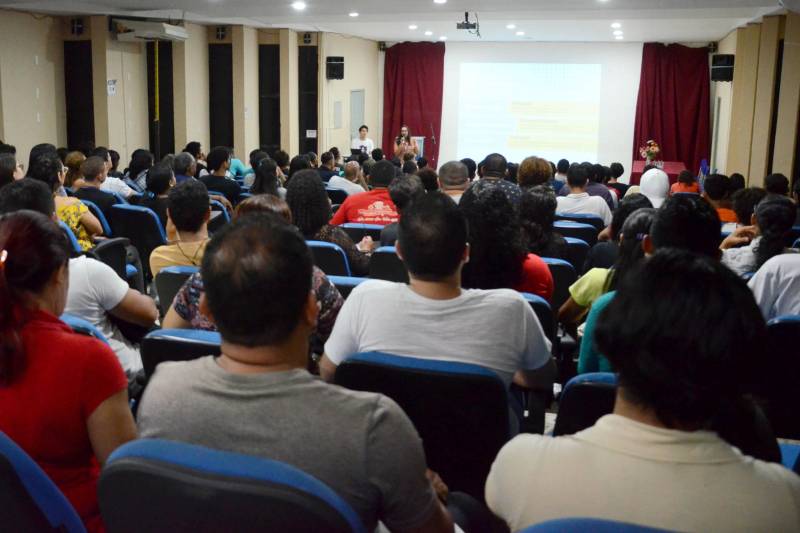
328 176 365 196
324 280 552 387
101 176 135 198
556 192 613 226
351 137 375 154
64 256 142 373
748 253 800 320
722 236 760 277
486 414 800 532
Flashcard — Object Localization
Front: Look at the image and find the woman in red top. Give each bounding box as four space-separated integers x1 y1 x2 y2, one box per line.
670 170 700 195
0 211 136 532
459 187 554 301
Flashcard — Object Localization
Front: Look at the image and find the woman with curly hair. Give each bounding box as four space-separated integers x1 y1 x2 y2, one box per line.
285 169 372 276
459 187 553 301
519 185 568 260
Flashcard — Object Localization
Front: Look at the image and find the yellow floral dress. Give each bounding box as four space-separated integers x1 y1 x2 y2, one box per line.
57 202 93 251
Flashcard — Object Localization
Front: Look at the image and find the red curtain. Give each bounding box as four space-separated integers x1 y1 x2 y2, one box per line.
382 42 445 168
633 43 710 174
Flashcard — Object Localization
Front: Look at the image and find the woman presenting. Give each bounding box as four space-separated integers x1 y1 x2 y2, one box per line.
393 125 419 159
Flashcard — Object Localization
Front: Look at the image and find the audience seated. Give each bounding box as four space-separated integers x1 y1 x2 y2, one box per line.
730 187 768 233
182 142 208 178
555 163 612 227
584 193 652 272
638 167 669 208
330 159 399 225
149 180 210 276
329 160 368 195
460 157 477 181
320 192 555 395
703 173 737 223
437 160 470 204
518 156 560 193
91 147 136 199
519 185 568 260
487 249 800 531
765 172 790 196
74 156 118 216
728 172 746 194
748 253 800 320
460 188 554 301
0 210 137 532
558 162 614 210
380 173 426 247
138 162 175 229
138 213 453 532
126 149 155 191
288 154 312 181
416 167 439 192
242 149 268 186
554 158 569 183
0 152 23 188
461 153 521 206
64 150 86 188
250 157 286 198
200 147 241 205
173 151 198 184
670 170 699 195
317 151 338 182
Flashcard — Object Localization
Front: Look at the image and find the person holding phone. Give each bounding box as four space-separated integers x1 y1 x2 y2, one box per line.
394 125 419 159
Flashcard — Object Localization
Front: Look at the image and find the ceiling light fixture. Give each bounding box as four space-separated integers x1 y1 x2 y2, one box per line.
349 12 359 17
409 24 418 30
424 30 433 36
613 30 623 36
434 0 447 4
516 31 525 36
439 35 448 40
291 1 306 10
506 24 516 30
611 22 621 29
615 35 624 40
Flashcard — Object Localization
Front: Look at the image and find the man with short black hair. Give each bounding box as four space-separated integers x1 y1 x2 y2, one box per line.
703 173 736 223
138 214 454 533
90 146 135 199
371 148 384 162
555 164 613 226
200 146 241 205
554 159 569 183
557 162 614 209
765 173 790 196
437 161 469 204
75 155 118 216
402 160 418 175
330 159 400 225
317 152 337 182
461 153 521 206
460 158 477 181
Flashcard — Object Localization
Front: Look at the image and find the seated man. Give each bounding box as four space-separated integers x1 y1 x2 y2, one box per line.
748 253 800 320
321 192 554 394
137 213 453 532
330 160 399 225
460 153 521 207
437 161 470 204
329 161 367 196
557 163 614 210
703 173 737 224
200 146 241 205
149 180 210 276
555 163 613 227
92 147 136 199
74 155 118 216
487 249 800 531
317 151 338 182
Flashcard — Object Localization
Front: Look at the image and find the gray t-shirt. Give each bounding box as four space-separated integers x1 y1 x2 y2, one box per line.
137 357 438 531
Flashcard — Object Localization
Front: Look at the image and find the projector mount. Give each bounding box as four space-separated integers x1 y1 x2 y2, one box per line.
456 12 481 38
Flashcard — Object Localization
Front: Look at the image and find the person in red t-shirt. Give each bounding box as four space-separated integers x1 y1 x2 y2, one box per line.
330 160 399 226
0 210 136 533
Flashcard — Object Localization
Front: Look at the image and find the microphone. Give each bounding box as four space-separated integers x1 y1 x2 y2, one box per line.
430 123 437 145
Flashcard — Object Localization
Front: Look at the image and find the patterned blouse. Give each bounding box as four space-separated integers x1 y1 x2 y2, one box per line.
314 225 370 276
172 267 343 354
57 202 93 251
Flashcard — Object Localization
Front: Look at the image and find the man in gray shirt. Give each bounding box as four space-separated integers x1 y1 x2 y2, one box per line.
137 213 453 533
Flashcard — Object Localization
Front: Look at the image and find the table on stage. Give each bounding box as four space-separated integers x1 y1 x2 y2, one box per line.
628 160 688 186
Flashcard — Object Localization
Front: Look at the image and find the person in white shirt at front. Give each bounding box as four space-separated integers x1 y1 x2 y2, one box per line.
320 192 555 394
328 161 367 196
486 249 800 532
351 124 375 155
556 164 613 226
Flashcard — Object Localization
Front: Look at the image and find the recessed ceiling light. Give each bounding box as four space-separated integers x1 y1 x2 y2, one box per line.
291 1 306 10
409 24 418 30
349 12 359 17
611 22 621 29
434 0 447 4
516 31 525 36
506 24 516 30
615 35 624 40
439 35 447 41
424 30 433 36
613 30 623 36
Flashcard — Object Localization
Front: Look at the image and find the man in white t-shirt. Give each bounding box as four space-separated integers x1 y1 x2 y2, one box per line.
556 164 613 226
92 146 136 199
320 192 554 391
329 161 366 196
748 253 800 320
351 124 375 155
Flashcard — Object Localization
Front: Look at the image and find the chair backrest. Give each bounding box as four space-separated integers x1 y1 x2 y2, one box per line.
334 352 509 501
520 518 668 533
140 329 221 377
308 240 352 277
555 213 604 233
327 275 370 299
553 220 598 247
99 439 365 533
209 199 231 222
111 192 128 205
340 223 384 242
0 432 86 533
154 266 200 316
60 313 110 345
368 246 409 283
326 187 349 205
763 315 800 439
108 204 167 280
81 199 113 236
521 293 555 343
563 237 590 274
552 372 617 437
542 258 577 310
86 237 131 281
58 220 83 254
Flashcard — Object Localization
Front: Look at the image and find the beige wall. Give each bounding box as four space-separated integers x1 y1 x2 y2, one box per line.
711 30 736 174
726 24 761 177
749 16 782 185
173 23 210 152
232 25 259 159
317 33 381 154
0 10 66 160
773 12 800 179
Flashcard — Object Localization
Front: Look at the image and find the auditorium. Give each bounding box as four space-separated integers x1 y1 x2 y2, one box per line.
1 0 800 531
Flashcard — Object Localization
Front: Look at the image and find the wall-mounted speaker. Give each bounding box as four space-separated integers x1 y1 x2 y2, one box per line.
378 41 387 52
303 32 312 45
326 56 344 80
711 54 734 82
215 26 227 40
70 18 84 36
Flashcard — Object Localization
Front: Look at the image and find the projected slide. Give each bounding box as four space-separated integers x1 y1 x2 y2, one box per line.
456 63 602 163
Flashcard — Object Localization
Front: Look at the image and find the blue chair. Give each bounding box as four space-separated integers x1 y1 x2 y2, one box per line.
206 189 226 198
0 432 86 533
209 199 231 234
792 237 800 249
542 258 577 310
521 293 555 343
108 204 167 280
552 372 617 437
327 275 370 299
60 313 110 345
98 439 365 533
340 222 384 242
326 187 348 205
58 221 83 254
140 329 221 377
563 237 590 274
308 240 352 277
335 352 510 502
763 315 800 439
779 442 800 473
81 199 113 237
554 221 598 247
369 246 408 283
110 192 128 205
520 518 669 532
86 237 131 282
555 213 604 233
154 266 199 316
239 192 253 200
786 226 800 248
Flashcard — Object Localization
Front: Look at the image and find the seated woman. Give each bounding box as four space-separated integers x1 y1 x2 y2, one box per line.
670 170 700 195
519 185 568 260
0 210 136 532
0 153 24 188
486 249 800 532
29 151 102 250
138 162 175 229
460 187 554 301
163 194 343 360
286 169 372 276
250 158 286 198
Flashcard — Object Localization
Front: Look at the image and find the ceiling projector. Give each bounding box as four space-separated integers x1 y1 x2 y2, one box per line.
456 12 478 30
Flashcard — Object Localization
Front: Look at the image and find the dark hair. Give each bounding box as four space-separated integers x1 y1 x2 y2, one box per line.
320 152 334 166
330 147 341 160
80 156 106 182
0 210 71 384
482 153 507 178
249 150 268 171
251 158 280 196
460 158 477 180
235 194 292 223
557 159 570 174
359 124 368 132
202 213 312 347
519 185 559 255
402 161 418 175
273 150 290 169
128 149 154 180
505 162 519 183
0 143 16 156
90 146 110 163
371 148 384 161
651 195 720 258
0 154 17 188
606 208 657 291
206 146 231 173
285 169 330 238
389 174 425 214
370 160 396 188
595 248 766 429
28 152 62 193
109 149 120 171
703 173 730 201
183 142 202 159
590 164 605 184
146 163 174 195
677 170 696 185
731 187 767 227
167 180 209 232
764 173 789 196
609 193 653 241
26 144 56 177
288 155 310 179
728 173 746 193
459 187 526 290
566 163 588 189
0 178 55 216
609 162 624 179
306 152 318 167
398 192 467 281
754 195 796 270
416 168 438 192
417 156 428 170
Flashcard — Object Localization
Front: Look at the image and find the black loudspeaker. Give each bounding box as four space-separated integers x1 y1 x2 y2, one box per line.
326 56 344 80
711 54 735 82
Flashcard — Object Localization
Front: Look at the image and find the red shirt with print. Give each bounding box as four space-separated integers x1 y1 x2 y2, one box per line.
330 188 399 226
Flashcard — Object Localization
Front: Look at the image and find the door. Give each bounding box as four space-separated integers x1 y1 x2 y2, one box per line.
350 90 365 141
63 41 95 150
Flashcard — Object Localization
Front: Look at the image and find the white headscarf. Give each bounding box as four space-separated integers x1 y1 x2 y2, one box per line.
640 168 670 208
